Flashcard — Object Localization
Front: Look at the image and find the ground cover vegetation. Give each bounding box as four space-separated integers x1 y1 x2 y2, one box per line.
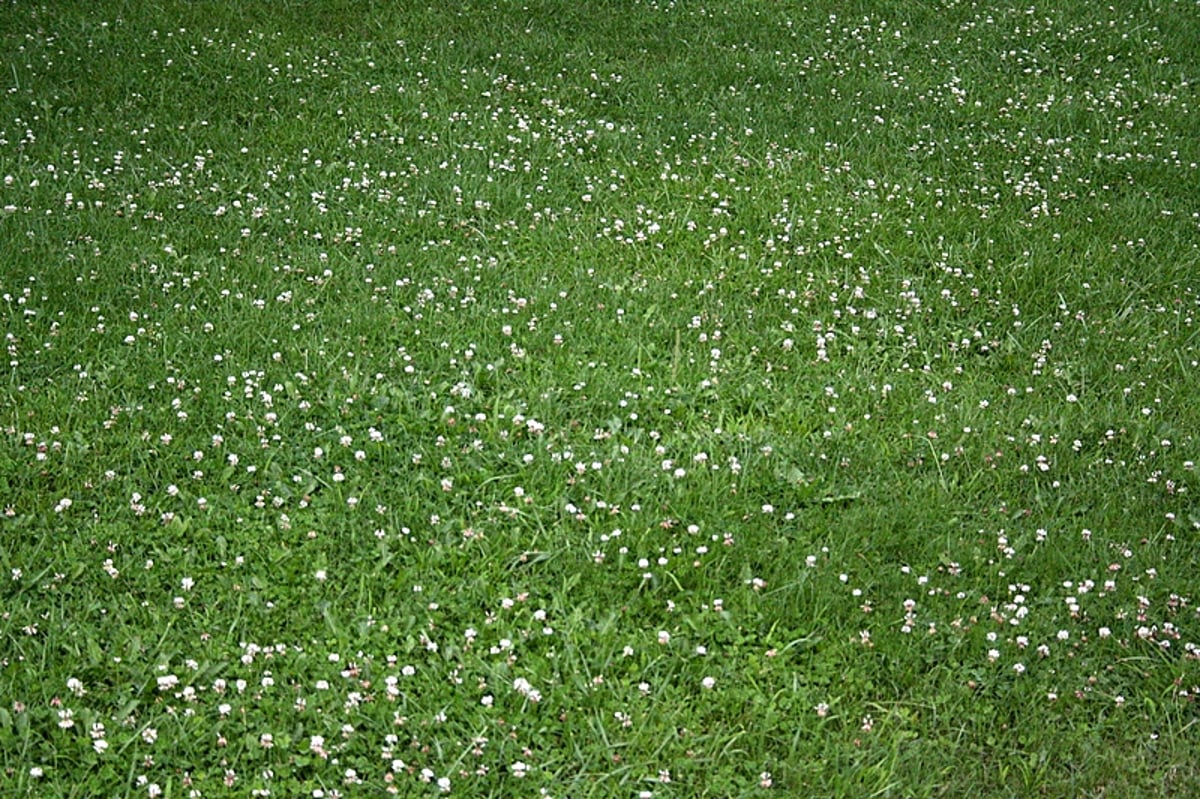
1 0 1199 796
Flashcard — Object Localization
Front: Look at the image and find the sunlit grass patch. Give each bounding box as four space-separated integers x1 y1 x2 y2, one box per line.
2 0 1199 796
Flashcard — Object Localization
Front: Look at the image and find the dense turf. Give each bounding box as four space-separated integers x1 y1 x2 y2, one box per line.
2 1 1199 796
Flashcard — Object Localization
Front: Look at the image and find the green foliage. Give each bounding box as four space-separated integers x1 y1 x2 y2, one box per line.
1 0 1199 795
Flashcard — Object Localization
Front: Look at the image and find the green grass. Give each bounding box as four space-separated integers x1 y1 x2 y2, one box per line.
1 0 1199 796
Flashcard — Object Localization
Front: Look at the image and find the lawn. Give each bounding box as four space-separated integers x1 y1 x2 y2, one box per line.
1 0 1199 796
